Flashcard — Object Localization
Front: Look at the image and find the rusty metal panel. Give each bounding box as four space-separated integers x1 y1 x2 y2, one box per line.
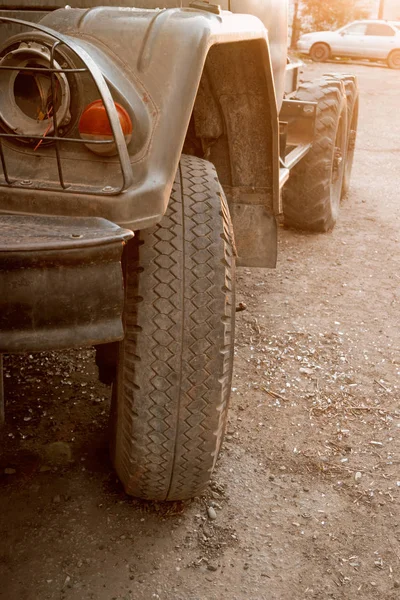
280 99 317 146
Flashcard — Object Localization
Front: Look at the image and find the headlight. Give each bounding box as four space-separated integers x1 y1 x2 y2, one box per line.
0 41 71 140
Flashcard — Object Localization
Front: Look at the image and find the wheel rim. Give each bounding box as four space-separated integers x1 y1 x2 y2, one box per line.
390 52 400 68
332 146 343 183
344 99 358 186
331 109 347 205
313 45 327 60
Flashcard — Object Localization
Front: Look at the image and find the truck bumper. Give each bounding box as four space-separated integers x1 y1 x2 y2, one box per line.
0 215 133 353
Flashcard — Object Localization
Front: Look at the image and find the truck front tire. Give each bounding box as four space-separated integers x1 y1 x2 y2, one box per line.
283 78 348 232
110 155 236 501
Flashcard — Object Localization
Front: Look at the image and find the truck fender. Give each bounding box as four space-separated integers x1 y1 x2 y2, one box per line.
1 7 280 266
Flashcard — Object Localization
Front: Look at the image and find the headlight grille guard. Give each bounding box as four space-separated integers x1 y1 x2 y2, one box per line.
0 17 134 196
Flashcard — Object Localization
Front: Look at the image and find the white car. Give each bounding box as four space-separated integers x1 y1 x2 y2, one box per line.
297 20 400 69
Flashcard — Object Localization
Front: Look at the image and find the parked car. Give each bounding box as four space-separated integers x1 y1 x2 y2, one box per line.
297 20 400 69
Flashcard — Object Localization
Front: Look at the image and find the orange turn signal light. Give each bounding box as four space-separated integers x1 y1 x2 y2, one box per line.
79 99 132 156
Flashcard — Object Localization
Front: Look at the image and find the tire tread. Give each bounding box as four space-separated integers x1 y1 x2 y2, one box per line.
112 155 235 501
283 77 347 232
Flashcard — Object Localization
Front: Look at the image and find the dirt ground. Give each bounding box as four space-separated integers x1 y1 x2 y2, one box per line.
1 61 400 600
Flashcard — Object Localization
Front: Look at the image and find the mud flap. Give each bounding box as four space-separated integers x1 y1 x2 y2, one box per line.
228 203 277 268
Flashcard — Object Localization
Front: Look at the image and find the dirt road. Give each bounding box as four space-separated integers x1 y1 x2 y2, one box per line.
1 62 400 600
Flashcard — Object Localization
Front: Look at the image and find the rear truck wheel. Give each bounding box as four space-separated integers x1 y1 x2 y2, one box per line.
387 50 400 70
310 43 330 63
323 73 359 198
110 155 236 501
283 78 348 232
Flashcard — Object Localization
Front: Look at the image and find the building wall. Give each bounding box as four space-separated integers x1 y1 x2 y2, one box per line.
288 0 400 22
383 0 400 19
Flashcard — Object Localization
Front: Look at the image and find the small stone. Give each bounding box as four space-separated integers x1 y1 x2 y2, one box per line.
53 495 61 503
236 302 247 312
355 472 362 482
207 506 217 520
394 581 400 589
39 465 52 473
299 367 314 375
268 475 275 481
207 563 218 572
4 468 16 475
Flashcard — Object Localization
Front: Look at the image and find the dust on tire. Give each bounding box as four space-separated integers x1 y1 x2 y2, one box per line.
283 77 348 232
111 155 236 501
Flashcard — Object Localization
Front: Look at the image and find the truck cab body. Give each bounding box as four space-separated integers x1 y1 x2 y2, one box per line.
0 1 357 501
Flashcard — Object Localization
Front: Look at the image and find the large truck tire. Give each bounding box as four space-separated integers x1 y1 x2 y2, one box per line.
110 155 236 501
324 73 359 198
283 78 348 232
